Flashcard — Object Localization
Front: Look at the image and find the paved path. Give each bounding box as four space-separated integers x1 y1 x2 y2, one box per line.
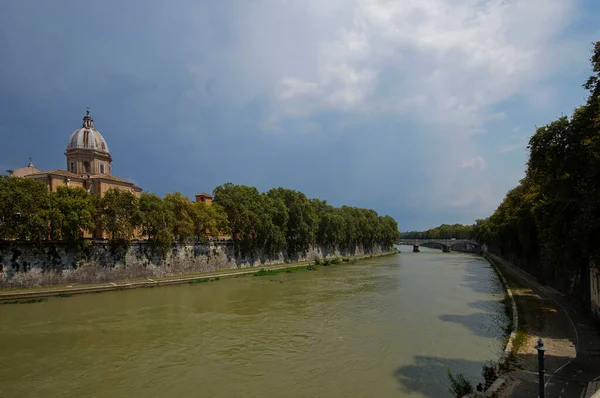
489 254 600 398
537 284 600 398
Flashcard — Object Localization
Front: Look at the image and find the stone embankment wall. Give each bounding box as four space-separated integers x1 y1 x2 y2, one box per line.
0 240 389 288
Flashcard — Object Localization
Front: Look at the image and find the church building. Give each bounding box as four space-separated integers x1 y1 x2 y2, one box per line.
7 109 142 197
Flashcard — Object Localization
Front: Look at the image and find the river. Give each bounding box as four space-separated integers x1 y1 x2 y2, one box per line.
0 246 508 397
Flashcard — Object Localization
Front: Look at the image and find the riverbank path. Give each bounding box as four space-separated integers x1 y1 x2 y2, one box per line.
489 254 600 398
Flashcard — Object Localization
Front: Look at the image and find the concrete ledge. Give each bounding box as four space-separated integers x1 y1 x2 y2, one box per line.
484 377 506 397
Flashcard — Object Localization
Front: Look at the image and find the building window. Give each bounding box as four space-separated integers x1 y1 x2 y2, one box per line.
83 161 91 173
100 164 105 174
70 162 74 172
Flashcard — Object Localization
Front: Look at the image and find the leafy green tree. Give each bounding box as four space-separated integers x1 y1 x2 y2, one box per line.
477 41 600 285
258 193 288 255
213 183 270 256
267 187 318 256
164 192 194 242
138 192 174 256
0 176 51 244
316 207 347 249
98 188 140 241
379 215 400 247
49 186 96 246
190 201 230 243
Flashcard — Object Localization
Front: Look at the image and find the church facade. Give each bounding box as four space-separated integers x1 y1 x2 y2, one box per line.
7 110 142 197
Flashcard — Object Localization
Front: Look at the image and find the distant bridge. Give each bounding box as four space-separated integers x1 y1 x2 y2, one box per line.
398 239 481 253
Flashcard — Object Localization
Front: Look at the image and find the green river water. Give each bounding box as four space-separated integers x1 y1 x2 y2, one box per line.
0 246 508 397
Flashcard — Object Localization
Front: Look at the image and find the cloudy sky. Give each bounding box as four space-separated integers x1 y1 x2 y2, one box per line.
1 0 598 230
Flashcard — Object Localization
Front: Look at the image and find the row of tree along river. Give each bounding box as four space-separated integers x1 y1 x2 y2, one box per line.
0 180 399 258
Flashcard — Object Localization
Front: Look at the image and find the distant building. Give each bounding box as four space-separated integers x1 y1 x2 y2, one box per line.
7 109 142 197
195 192 213 206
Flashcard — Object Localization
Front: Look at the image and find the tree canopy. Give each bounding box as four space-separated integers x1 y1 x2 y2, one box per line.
0 179 399 258
213 183 400 257
474 41 600 277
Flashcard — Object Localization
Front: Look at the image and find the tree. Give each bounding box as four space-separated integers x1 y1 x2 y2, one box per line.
0 176 51 244
98 188 140 241
48 186 96 246
164 192 194 242
138 192 174 256
267 187 317 256
476 41 600 285
189 201 230 243
258 193 287 256
379 215 400 247
316 207 347 249
213 183 288 256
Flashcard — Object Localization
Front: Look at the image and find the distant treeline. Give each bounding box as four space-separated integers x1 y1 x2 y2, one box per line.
0 177 400 258
473 41 600 287
400 224 475 240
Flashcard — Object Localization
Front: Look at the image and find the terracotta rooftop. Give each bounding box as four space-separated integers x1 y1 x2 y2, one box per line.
89 174 134 185
28 169 84 179
27 170 136 187
196 192 213 198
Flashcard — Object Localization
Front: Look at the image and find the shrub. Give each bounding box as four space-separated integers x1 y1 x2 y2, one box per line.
447 370 473 397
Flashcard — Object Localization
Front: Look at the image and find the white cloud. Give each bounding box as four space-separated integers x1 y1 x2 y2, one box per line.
180 0 584 220
271 0 576 130
461 156 487 172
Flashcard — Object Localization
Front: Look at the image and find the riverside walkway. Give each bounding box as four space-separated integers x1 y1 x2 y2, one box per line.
487 254 600 398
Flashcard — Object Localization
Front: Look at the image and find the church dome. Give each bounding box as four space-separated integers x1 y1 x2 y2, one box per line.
66 110 110 153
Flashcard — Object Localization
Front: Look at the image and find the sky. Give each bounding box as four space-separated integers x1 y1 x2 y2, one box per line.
0 0 599 231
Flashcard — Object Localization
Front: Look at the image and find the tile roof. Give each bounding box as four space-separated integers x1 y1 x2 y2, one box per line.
89 173 133 184
28 170 84 179
27 170 138 188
